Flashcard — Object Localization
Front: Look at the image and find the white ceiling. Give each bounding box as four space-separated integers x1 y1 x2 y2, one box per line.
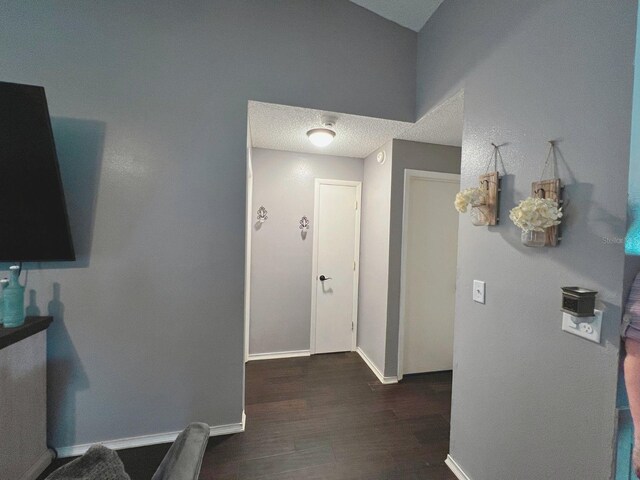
248 91 463 158
349 0 444 32
248 101 412 158
397 90 464 146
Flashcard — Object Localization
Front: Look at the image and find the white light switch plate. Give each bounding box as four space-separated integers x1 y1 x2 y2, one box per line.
473 280 485 304
561 309 602 344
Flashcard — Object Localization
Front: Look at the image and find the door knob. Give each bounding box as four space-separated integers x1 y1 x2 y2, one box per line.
319 275 332 281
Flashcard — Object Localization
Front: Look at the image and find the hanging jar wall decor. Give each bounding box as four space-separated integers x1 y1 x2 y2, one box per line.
510 141 563 247
454 143 501 226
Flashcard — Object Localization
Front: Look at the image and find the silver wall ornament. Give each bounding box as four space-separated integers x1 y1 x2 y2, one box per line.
299 216 309 240
256 206 268 223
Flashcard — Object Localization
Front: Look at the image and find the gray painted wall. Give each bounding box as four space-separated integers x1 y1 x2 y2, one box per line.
384 140 461 376
357 142 393 373
418 1 636 478
249 148 363 355
0 1 416 448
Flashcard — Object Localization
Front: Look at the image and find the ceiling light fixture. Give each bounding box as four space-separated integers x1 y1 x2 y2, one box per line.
307 128 335 147
307 117 337 147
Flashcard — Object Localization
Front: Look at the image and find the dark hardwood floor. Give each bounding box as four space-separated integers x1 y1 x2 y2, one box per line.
40 352 455 479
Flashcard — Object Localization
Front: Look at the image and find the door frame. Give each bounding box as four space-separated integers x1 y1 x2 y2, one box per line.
397 169 461 380
244 120 253 364
310 178 362 355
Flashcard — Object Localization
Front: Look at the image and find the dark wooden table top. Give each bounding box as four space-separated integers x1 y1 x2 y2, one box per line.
0 316 53 350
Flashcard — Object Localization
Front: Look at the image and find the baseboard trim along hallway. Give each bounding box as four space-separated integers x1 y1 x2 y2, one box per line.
445 454 472 480
56 412 246 458
246 350 311 361
356 346 398 384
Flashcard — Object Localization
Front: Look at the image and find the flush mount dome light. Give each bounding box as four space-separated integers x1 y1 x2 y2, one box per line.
307 117 337 147
307 127 335 147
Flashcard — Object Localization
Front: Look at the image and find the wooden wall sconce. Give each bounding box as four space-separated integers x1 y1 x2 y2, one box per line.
471 172 501 226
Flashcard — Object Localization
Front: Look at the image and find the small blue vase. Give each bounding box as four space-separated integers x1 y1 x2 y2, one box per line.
3 266 24 328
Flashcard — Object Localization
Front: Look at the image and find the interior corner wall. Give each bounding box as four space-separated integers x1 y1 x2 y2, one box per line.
384 140 461 377
417 1 637 479
357 142 393 374
0 1 416 450
249 148 363 356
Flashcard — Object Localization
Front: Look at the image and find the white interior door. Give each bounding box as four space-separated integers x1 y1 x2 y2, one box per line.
311 180 361 354
400 170 460 375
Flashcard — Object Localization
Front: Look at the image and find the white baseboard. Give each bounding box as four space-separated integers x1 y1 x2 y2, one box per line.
18 449 54 480
56 412 246 459
246 350 310 361
446 454 472 480
356 347 398 385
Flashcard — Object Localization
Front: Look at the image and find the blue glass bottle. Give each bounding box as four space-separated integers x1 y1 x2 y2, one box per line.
0 278 8 327
3 266 24 328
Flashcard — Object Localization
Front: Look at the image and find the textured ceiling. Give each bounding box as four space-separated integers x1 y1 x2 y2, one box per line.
248 91 463 158
248 101 413 158
398 90 464 147
349 0 444 32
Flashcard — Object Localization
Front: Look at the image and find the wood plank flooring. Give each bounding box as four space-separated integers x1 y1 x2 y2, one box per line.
40 352 455 480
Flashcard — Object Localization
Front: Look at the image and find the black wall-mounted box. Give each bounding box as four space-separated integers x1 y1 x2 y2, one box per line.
561 287 597 317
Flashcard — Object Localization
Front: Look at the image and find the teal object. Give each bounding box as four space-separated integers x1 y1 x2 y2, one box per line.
627 3 640 255
3 266 24 328
618 6 640 478
0 278 7 326
616 409 635 480
617 366 636 480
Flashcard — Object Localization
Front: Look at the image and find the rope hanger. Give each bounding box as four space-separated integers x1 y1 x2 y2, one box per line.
539 140 557 182
480 143 504 190
534 140 558 198
483 142 504 174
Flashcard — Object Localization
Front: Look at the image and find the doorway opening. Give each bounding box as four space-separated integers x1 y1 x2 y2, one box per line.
243 92 463 387
243 100 411 365
241 95 464 475
398 170 460 379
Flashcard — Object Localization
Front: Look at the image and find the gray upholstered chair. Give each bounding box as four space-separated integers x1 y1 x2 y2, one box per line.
152 422 209 480
46 423 210 480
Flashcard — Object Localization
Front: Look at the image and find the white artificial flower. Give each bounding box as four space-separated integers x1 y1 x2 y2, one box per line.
509 197 562 232
454 187 486 213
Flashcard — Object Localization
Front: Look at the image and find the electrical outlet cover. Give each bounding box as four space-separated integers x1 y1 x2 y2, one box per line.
473 280 485 304
561 310 602 344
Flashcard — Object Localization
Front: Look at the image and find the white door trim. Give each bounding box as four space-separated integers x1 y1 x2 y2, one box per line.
397 169 460 380
310 179 362 355
244 118 254 363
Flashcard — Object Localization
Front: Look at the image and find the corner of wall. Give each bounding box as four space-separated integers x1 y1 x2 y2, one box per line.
356 141 393 376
